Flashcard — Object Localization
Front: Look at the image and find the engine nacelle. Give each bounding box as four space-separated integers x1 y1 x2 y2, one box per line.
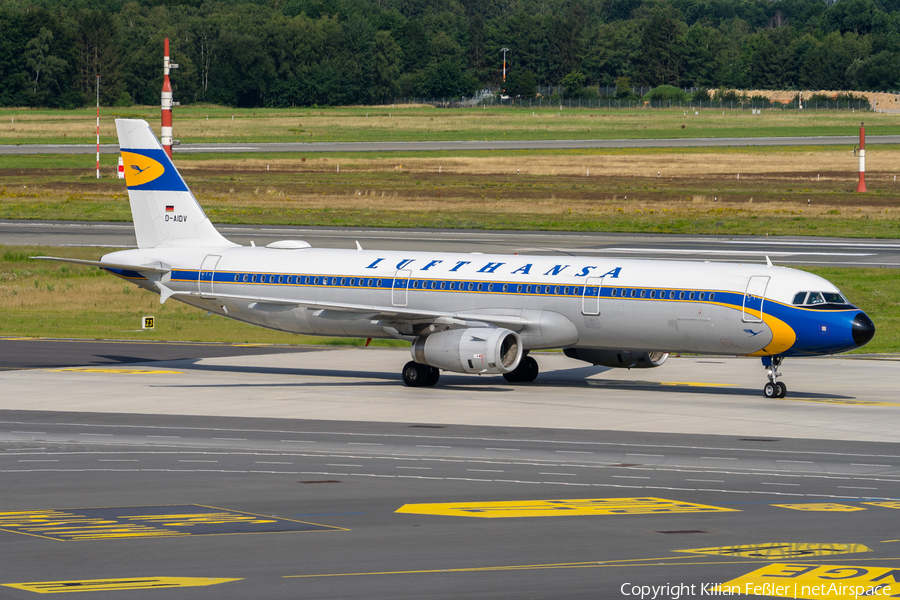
563 348 669 369
412 328 523 374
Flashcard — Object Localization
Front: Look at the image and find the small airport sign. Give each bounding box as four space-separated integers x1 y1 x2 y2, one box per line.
142 316 155 330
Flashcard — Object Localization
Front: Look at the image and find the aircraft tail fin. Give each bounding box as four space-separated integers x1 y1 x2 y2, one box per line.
115 119 236 249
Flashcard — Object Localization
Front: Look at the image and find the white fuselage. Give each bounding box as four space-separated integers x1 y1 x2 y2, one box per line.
102 244 860 359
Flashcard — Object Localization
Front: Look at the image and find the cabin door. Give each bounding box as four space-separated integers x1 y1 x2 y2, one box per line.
392 270 411 307
581 277 603 316
199 255 221 295
742 276 769 323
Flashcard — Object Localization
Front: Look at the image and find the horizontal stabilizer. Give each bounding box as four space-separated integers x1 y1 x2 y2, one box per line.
32 256 170 274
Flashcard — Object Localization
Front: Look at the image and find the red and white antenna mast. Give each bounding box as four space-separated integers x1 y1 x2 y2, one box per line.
856 121 867 193
161 38 179 158
96 76 100 178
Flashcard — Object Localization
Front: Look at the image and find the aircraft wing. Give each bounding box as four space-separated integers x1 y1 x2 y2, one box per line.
33 256 171 275
166 290 529 330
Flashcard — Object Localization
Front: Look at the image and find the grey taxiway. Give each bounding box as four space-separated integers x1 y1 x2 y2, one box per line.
1 339 900 599
2 223 899 598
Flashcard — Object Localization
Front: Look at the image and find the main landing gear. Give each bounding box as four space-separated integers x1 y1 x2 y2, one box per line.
503 355 539 383
402 361 440 387
762 355 787 398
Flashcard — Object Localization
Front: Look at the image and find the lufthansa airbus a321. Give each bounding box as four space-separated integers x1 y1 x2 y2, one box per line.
38 119 876 397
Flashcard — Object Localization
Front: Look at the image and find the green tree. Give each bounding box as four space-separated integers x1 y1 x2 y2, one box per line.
508 68 537 97
75 10 126 106
373 30 402 102
560 71 586 97
25 28 69 106
634 9 685 86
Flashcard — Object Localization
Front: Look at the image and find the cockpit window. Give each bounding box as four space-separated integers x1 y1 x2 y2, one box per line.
793 291 848 306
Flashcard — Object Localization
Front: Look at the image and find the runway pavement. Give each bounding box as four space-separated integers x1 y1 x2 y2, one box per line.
1 343 900 599
4 135 900 154
5 220 900 268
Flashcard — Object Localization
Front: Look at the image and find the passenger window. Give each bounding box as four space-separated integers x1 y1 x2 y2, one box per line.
650 290 656 298
698 292 705 300
367 278 373 286
477 283 483 291
554 286 560 294
242 274 248 282
807 292 824 304
689 291 695 300
629 289 636 298
468 282 474 291
611 289 618 297
502 284 508 292
679 291 685 300
526 285 532 293
516 284 522 293
640 290 646 298
709 292 715 301
376 279 382 287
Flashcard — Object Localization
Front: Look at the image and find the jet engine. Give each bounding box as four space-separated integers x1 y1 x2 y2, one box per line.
412 328 523 374
563 348 669 369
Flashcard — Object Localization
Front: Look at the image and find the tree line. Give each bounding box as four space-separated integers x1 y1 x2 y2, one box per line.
2 0 900 108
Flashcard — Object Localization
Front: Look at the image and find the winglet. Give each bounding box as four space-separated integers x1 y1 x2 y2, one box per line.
765 255 773 267
356 241 363 251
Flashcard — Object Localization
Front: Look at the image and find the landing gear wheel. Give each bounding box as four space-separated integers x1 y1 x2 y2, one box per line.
776 382 787 398
503 356 539 384
403 361 438 387
764 382 777 398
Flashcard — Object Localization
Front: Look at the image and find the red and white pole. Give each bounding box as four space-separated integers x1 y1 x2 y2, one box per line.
161 38 173 159
857 121 867 193
96 76 100 179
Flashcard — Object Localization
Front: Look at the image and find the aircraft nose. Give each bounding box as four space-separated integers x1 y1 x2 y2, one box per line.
852 312 876 347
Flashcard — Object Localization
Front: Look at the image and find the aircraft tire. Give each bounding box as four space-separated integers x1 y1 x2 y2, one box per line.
776 382 787 398
521 356 539 382
764 382 777 398
424 367 440 387
503 356 539 384
402 361 432 387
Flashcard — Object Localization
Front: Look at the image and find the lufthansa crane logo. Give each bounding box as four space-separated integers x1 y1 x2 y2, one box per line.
121 151 165 187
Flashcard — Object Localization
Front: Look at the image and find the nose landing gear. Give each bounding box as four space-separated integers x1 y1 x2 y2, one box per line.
762 355 787 398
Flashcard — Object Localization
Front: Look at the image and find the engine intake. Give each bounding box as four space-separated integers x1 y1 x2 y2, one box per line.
412 328 523 374
563 348 669 369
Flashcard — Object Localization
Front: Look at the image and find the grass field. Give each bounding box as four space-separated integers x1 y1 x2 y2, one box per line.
3 145 900 237
1 247 895 352
0 105 896 145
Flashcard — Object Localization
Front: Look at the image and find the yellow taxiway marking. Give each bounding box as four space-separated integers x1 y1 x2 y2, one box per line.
0 505 344 541
49 368 183 375
658 381 736 387
723 563 900 599
864 501 900 509
676 543 872 560
395 497 738 518
781 397 900 407
285 555 703 578
285 557 900 580
2 577 241 594
772 503 868 512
